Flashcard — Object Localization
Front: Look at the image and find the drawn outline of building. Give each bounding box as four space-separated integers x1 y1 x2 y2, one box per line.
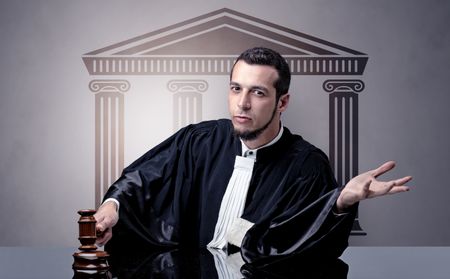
83 8 368 235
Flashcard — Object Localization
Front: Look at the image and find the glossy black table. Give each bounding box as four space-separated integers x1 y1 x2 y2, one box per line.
0 247 448 278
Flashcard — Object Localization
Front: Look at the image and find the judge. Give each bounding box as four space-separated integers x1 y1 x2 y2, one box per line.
94 47 411 266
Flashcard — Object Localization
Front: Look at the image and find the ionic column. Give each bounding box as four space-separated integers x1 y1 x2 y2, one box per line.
89 80 130 208
167 80 208 131
323 79 366 235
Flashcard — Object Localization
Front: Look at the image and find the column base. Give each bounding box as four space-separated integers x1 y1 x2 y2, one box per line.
350 218 367 235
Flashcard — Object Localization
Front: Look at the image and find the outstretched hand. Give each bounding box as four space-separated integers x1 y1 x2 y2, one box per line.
336 161 412 212
94 201 119 246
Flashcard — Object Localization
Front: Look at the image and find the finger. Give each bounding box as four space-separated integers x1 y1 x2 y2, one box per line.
94 213 105 230
379 180 396 196
96 233 106 245
93 213 103 223
366 179 395 198
96 221 105 232
393 176 413 186
96 216 110 233
387 186 410 195
369 178 411 198
97 236 109 247
371 161 396 177
96 229 112 246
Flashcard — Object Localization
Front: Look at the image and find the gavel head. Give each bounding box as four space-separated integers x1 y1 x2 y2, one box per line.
77 209 97 251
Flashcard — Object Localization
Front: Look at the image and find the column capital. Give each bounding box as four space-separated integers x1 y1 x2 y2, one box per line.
89 79 130 93
323 79 365 93
167 79 208 93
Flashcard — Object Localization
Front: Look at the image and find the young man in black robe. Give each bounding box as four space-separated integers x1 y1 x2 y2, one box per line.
93 47 411 269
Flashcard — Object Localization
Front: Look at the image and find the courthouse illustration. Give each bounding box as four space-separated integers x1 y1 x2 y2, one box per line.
82 8 368 234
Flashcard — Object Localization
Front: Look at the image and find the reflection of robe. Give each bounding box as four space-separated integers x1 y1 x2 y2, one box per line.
108 247 349 279
104 119 356 267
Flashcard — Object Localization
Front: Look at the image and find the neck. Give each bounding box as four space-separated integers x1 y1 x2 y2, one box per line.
242 122 281 149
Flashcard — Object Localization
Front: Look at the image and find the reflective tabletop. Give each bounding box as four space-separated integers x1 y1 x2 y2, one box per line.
0 247 449 278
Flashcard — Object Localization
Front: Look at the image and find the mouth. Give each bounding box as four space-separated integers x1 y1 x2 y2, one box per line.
234 115 252 124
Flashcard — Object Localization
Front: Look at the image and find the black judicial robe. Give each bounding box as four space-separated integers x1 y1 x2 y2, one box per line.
104 119 356 267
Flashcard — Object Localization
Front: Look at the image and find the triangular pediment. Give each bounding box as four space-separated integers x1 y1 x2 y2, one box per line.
83 8 367 75
127 27 308 56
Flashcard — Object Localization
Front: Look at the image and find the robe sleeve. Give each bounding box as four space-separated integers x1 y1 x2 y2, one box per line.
240 150 357 267
103 124 199 248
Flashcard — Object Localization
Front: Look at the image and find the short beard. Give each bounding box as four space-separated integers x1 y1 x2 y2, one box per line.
233 105 278 141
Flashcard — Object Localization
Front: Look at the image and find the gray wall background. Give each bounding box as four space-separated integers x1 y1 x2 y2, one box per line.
0 0 449 247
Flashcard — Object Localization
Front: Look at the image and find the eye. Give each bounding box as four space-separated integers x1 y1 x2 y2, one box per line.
230 85 241 93
252 89 265 97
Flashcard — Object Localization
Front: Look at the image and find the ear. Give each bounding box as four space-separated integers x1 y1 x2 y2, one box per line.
278 94 290 112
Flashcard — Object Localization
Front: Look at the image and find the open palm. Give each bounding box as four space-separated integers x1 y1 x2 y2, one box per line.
337 161 412 211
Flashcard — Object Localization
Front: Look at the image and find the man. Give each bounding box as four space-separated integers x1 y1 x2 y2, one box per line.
94 47 411 267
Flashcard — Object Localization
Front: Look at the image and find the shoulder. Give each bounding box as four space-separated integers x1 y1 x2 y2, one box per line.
284 134 338 192
184 119 232 134
170 119 237 151
281 128 322 159
178 119 233 141
283 129 333 177
124 119 234 171
301 149 333 176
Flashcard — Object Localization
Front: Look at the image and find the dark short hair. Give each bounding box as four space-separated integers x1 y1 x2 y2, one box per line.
230 47 291 99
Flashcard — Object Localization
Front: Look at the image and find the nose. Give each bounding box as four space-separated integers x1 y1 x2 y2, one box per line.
237 91 251 110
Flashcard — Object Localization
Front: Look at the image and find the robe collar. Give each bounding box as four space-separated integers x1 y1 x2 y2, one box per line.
240 125 284 160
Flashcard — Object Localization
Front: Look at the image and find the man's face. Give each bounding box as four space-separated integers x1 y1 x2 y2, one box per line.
228 60 289 145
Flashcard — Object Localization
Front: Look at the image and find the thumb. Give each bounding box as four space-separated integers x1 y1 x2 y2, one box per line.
359 179 372 200
96 221 105 232
363 179 372 191
95 216 108 232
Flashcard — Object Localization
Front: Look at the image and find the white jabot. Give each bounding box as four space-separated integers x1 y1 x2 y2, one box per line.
207 155 255 249
208 125 284 250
